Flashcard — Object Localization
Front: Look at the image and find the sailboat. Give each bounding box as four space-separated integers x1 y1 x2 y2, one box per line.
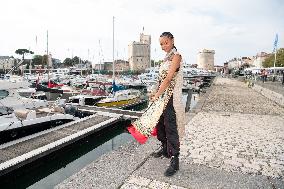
95 17 143 108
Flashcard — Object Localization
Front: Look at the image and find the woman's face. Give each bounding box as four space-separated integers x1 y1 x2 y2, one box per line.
159 36 174 53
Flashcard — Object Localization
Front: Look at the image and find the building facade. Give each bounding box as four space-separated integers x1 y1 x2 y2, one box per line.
251 52 270 68
223 62 229 74
227 58 241 70
114 59 129 72
197 49 215 71
93 63 105 71
0 56 15 73
128 33 151 72
102 60 129 72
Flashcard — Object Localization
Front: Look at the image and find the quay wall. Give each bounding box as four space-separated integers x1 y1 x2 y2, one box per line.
252 84 284 107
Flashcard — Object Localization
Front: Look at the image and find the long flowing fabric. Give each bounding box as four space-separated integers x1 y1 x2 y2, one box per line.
128 49 180 144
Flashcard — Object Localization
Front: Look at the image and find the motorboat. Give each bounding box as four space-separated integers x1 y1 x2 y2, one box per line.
68 94 106 106
95 89 142 108
0 80 77 143
0 105 75 144
80 87 108 96
86 81 112 92
30 91 47 100
0 80 48 109
17 87 37 98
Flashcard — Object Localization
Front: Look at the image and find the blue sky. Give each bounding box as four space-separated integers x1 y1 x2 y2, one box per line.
0 0 283 66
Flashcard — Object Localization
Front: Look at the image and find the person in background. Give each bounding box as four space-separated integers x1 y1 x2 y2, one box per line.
261 69 265 83
282 70 284 85
264 69 268 82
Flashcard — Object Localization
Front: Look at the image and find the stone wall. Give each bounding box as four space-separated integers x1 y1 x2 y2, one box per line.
253 84 284 107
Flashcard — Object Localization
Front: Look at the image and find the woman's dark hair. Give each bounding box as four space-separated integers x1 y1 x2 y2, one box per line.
160 32 174 39
160 32 177 50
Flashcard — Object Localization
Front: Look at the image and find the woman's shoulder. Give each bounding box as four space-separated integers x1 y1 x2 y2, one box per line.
173 51 182 56
172 52 182 62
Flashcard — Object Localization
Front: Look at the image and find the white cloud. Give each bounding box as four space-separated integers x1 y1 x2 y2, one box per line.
0 0 283 65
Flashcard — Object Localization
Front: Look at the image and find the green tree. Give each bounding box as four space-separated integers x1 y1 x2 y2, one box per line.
63 58 73 67
72 56 80 64
32 55 51 68
63 56 85 67
42 55 49 67
33 55 43 65
263 48 284 68
15 49 34 60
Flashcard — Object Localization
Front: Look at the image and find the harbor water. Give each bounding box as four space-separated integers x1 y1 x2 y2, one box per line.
0 92 199 189
0 122 134 189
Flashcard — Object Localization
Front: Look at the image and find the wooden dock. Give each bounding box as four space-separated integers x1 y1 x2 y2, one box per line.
76 105 143 119
0 108 140 176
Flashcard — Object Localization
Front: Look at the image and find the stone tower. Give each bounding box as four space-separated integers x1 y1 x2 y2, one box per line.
128 33 151 71
197 49 215 71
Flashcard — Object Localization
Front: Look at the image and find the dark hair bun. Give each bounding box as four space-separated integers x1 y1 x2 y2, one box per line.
160 32 174 39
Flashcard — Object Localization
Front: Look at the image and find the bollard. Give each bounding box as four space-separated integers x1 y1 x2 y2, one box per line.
185 88 193 112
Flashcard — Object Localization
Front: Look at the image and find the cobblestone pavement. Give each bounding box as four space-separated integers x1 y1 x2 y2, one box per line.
121 176 189 189
203 78 284 115
180 77 284 178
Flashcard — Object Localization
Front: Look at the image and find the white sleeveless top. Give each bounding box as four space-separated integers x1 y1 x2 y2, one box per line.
159 50 185 137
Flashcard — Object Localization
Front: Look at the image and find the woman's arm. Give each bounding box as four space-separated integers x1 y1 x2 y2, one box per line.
152 54 181 100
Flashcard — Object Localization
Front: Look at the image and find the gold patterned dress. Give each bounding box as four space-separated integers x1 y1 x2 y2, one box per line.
128 49 184 144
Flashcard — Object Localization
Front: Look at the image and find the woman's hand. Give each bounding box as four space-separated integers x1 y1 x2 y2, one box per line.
150 94 159 102
153 54 181 99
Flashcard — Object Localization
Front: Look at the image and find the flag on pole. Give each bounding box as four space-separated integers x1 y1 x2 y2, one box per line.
273 33 278 52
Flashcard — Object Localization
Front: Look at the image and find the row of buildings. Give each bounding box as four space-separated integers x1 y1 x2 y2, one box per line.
196 50 272 73
222 52 270 74
0 31 272 74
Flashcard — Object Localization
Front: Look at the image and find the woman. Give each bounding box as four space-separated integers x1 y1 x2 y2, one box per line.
128 32 183 176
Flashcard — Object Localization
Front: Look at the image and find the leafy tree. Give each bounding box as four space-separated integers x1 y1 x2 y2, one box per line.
15 49 34 60
72 56 80 64
63 58 73 67
63 56 86 67
42 55 49 68
263 48 284 68
32 55 49 67
33 55 43 65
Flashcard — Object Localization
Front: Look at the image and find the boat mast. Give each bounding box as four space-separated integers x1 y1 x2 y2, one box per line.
112 16 115 80
47 30 50 83
99 39 102 74
47 30 49 57
112 16 115 152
